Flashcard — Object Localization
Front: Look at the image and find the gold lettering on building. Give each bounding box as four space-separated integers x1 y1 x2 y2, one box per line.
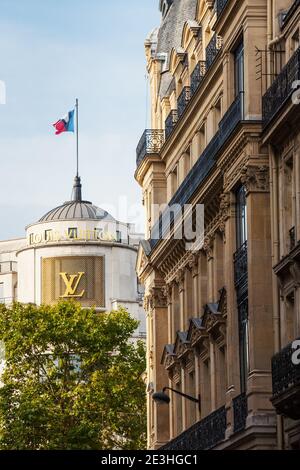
59 272 85 298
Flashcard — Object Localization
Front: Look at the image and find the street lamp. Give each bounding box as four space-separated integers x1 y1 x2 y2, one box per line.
152 386 201 412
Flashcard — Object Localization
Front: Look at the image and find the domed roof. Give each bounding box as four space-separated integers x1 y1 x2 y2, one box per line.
38 176 114 223
39 201 111 222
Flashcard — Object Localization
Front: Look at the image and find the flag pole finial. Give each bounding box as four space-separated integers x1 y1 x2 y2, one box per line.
72 175 82 202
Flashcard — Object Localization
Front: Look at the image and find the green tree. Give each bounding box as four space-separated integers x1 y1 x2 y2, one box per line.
0 301 146 450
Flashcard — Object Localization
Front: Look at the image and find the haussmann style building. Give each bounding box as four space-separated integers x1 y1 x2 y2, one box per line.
135 0 300 451
0 176 146 341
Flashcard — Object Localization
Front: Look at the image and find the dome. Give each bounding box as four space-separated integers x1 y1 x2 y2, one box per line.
39 201 112 222
38 175 114 223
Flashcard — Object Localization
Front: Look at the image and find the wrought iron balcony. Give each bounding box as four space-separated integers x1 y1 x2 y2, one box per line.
262 46 300 128
150 93 243 245
206 34 223 70
161 406 226 450
177 86 191 119
234 241 248 289
233 393 248 433
271 338 300 419
190 61 207 97
165 110 178 140
136 129 164 168
215 0 229 17
289 226 296 251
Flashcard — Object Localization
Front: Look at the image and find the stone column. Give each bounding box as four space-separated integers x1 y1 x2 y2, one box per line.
220 191 240 436
241 164 275 424
164 284 173 345
210 339 217 412
194 353 201 421
176 269 185 331
189 254 199 317
204 235 215 303
148 286 170 449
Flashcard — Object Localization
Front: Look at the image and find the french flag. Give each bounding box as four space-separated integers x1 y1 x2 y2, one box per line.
53 109 75 135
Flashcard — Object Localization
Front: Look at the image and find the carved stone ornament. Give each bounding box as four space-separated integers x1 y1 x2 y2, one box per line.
176 269 185 293
148 287 168 309
203 235 214 260
241 165 270 193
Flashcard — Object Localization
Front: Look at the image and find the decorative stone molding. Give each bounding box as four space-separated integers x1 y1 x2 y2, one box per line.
188 253 199 277
219 192 231 241
241 165 270 194
149 286 168 309
176 269 185 293
203 235 214 260
162 284 173 305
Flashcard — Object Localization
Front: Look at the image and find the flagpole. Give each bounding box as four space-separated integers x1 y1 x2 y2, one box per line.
76 98 79 177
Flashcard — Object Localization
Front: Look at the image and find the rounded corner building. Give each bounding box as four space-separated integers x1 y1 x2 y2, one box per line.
0 175 146 340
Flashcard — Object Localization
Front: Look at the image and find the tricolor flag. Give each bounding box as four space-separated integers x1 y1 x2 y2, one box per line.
53 109 75 135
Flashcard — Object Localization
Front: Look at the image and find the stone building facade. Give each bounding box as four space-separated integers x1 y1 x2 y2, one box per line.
135 0 300 450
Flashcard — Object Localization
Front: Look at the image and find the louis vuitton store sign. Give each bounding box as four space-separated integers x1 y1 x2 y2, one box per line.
41 256 105 308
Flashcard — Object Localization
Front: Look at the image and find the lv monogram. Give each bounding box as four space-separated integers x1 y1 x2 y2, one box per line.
59 272 85 298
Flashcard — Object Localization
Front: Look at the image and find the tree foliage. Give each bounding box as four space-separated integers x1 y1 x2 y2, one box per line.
0 301 146 450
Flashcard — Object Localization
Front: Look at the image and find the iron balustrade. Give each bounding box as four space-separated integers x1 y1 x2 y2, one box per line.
234 241 248 289
177 86 191 119
206 34 223 70
272 338 300 397
150 93 243 246
290 226 296 251
233 393 248 433
215 0 229 17
136 129 165 168
190 61 207 97
262 46 300 128
161 406 226 450
0 261 17 273
165 110 178 140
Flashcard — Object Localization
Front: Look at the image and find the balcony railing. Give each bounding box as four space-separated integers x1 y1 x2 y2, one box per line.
177 86 191 119
161 406 226 450
190 61 207 97
233 393 248 433
271 338 300 419
289 226 296 251
215 0 229 17
272 339 300 397
262 46 300 128
234 241 248 289
136 129 165 168
150 93 243 246
165 110 178 140
0 261 17 273
206 34 223 70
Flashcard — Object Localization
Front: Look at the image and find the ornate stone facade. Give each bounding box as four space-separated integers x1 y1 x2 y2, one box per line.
135 0 300 452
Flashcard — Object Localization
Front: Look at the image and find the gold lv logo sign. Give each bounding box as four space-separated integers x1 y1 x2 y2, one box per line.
59 272 85 298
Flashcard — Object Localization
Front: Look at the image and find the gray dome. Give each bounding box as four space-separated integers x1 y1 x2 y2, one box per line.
38 175 114 223
39 200 112 222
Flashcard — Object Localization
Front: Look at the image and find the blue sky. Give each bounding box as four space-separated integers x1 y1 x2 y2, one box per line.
0 0 160 239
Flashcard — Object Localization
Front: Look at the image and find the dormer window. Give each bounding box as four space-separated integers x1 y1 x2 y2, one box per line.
159 0 173 19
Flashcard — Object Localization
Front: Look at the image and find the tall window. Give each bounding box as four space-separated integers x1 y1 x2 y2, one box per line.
234 41 244 96
235 185 249 394
236 185 247 248
234 41 244 118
